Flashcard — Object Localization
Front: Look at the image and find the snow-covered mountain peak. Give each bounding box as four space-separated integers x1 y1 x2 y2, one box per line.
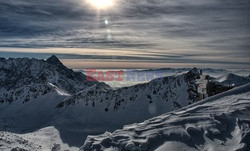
187 67 200 76
57 69 201 109
0 65 248 150
46 55 64 67
215 73 250 87
0 56 102 104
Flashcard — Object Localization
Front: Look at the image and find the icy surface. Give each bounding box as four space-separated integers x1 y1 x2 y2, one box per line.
82 84 250 151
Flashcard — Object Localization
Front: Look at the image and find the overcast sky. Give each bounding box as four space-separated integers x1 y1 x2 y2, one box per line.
0 0 249 69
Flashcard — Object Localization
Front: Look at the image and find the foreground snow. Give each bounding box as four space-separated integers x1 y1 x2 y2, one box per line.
82 84 250 151
0 126 78 151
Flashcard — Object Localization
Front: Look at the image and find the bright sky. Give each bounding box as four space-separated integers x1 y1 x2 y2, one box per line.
0 0 249 69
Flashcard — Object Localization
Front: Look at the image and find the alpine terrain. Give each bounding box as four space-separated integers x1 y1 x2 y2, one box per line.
82 84 250 151
0 56 249 150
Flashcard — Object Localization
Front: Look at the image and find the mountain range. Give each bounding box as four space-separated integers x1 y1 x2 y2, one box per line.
82 84 250 151
0 56 249 150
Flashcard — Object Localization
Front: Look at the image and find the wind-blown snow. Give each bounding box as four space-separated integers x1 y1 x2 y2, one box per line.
50 69 200 146
0 57 201 149
82 84 250 151
1 56 249 150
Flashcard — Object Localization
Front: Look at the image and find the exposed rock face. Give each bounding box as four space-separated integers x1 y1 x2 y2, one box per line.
1 60 248 150
206 72 250 97
57 68 201 111
11 148 28 151
0 56 103 104
207 81 233 97
185 68 200 103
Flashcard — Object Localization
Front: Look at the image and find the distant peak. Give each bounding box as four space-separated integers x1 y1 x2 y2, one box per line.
186 67 201 79
46 55 63 65
47 55 59 61
188 67 200 74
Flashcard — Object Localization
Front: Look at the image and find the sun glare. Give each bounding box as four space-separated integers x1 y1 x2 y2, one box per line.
87 0 115 10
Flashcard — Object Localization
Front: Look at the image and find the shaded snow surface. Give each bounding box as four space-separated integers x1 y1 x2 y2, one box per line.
82 84 250 151
215 73 250 87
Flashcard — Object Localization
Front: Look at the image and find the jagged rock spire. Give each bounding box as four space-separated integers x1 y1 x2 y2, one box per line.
46 55 64 66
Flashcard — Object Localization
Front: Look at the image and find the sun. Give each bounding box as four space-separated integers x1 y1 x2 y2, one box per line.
87 0 115 10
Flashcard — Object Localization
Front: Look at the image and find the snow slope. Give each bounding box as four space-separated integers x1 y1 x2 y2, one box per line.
49 69 201 146
0 56 104 130
0 55 101 104
95 68 250 88
215 73 250 87
0 68 202 149
0 126 78 151
82 84 250 151
0 56 203 149
138 68 250 79
0 56 105 149
1 56 247 150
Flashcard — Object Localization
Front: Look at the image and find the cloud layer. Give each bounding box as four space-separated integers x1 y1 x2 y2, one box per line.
0 0 249 68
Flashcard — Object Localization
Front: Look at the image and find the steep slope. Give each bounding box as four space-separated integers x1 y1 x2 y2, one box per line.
58 68 200 109
0 65 244 150
0 88 67 132
0 67 202 149
82 84 250 151
0 55 100 104
0 57 203 148
0 126 79 151
215 73 250 87
0 55 102 119
0 56 103 140
48 69 201 146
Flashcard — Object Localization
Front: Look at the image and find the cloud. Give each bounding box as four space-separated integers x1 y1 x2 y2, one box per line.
0 0 249 68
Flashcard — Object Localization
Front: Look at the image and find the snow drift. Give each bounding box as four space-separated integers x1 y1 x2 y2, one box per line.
1 56 249 150
82 84 250 151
